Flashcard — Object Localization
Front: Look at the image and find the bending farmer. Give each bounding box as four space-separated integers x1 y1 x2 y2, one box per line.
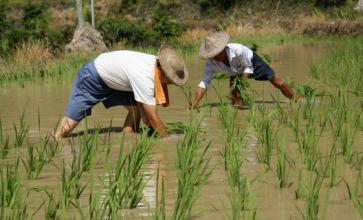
56 46 189 139
190 31 296 109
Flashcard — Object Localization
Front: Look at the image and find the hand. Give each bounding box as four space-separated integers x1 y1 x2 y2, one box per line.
162 134 171 140
188 103 195 110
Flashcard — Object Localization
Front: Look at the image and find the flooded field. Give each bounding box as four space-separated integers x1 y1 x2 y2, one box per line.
0 42 362 220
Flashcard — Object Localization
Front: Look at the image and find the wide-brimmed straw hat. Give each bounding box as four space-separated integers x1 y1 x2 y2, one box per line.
199 31 230 59
158 45 189 86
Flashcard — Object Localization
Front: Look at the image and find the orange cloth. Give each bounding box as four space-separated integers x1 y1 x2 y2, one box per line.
154 63 169 107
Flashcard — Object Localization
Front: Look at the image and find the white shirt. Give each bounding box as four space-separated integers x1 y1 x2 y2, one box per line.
94 50 157 105
198 43 254 89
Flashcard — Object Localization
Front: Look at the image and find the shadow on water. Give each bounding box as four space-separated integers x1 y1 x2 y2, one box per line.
197 99 288 109
69 125 186 137
69 126 124 137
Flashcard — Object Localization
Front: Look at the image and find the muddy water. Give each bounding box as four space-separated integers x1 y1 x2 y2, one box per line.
0 42 362 219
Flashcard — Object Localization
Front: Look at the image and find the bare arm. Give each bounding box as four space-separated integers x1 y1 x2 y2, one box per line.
141 103 169 138
190 87 206 109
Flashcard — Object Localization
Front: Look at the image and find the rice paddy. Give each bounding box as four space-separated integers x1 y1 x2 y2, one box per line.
0 37 362 219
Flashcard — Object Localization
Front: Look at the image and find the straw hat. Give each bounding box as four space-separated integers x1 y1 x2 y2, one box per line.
199 31 230 59
158 45 189 86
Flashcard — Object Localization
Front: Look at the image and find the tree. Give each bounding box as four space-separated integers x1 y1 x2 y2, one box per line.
90 0 95 27
76 0 84 26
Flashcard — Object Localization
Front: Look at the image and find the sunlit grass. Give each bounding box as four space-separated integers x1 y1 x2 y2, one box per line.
171 118 212 220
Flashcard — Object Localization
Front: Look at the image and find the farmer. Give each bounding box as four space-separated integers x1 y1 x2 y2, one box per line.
55 46 189 139
190 31 296 109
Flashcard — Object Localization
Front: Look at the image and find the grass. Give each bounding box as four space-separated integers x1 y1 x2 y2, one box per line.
276 129 290 188
223 129 256 219
255 104 276 168
0 118 10 158
103 130 153 217
345 165 363 218
0 159 21 211
13 111 28 147
298 170 328 220
153 165 166 220
171 118 212 220
21 143 47 179
215 85 257 219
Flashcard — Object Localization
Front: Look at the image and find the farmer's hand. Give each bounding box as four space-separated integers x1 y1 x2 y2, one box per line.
242 72 251 79
188 103 197 110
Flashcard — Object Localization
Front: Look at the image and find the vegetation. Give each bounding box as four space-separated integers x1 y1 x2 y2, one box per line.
0 1 362 218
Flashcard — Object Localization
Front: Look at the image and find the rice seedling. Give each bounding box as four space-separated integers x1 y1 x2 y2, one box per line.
66 151 88 200
276 129 291 188
171 119 212 220
13 111 28 147
345 165 363 218
2 203 28 220
44 191 58 220
271 95 288 125
21 143 47 179
301 87 319 120
287 100 301 145
298 170 327 220
255 104 276 168
181 85 193 107
0 138 10 159
329 89 349 138
0 159 21 209
295 108 325 171
295 170 304 200
166 122 188 134
217 101 237 145
0 118 10 158
101 119 114 146
153 165 166 220
223 130 256 220
88 174 108 220
338 110 360 163
105 130 153 213
215 87 257 219
40 134 60 162
232 75 254 108
79 124 99 173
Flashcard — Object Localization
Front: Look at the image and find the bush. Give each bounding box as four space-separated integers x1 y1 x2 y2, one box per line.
0 1 50 54
97 17 159 47
315 0 347 7
152 2 183 38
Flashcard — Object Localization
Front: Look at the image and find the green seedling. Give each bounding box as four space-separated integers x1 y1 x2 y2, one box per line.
153 165 166 220
276 129 291 188
171 118 212 220
13 111 28 147
255 104 276 168
0 159 21 210
105 131 153 214
21 143 47 179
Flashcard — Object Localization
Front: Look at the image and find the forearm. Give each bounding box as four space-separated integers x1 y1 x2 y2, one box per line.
148 116 168 138
142 103 169 138
191 87 206 108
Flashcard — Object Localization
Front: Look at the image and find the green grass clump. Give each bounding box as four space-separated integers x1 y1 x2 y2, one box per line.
0 118 10 159
171 118 212 220
0 159 22 213
21 143 47 179
13 111 28 147
255 104 276 168
298 170 328 220
345 162 363 218
103 130 153 217
276 129 290 188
